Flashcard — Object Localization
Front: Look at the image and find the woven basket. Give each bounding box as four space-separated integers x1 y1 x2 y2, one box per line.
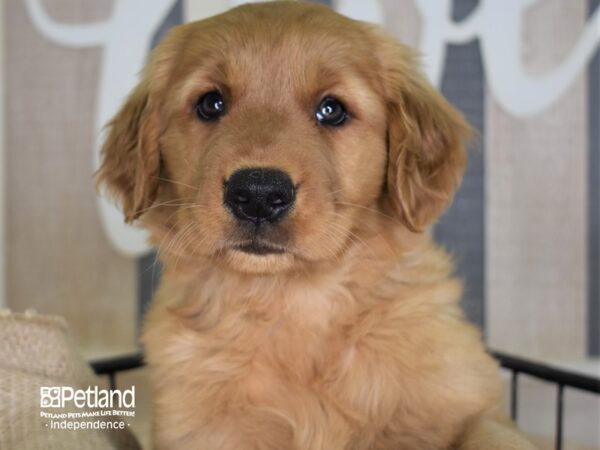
0 310 141 450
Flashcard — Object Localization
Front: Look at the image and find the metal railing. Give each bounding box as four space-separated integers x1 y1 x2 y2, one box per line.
91 350 600 450
91 351 144 390
492 351 600 450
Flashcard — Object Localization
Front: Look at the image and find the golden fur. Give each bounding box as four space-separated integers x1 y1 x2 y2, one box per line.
97 2 536 449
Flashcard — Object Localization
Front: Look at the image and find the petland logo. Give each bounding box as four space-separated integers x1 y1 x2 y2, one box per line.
40 386 135 409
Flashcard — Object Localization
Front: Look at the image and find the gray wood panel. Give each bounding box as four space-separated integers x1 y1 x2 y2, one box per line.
4 0 138 358
486 0 588 358
436 0 486 328
588 0 599 356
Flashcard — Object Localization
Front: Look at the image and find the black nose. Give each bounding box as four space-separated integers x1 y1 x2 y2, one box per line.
224 168 295 224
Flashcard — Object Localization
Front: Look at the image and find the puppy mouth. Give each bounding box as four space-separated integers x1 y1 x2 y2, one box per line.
233 240 286 255
228 220 290 256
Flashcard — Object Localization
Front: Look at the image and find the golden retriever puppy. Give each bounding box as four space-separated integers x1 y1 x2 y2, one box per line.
97 2 536 449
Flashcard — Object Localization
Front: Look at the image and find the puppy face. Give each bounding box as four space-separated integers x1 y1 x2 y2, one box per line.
97 2 469 274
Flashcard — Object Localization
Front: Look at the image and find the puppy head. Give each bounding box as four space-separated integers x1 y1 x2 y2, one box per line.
97 2 469 274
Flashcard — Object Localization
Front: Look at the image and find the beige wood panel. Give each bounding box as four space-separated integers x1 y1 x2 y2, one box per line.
4 0 138 358
0 0 6 308
486 0 588 359
380 0 421 49
184 0 230 22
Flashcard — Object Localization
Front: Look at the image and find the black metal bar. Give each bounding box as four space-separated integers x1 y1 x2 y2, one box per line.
510 370 519 421
86 349 599 450
492 351 600 394
556 384 564 450
108 372 117 391
90 351 144 376
89 351 600 395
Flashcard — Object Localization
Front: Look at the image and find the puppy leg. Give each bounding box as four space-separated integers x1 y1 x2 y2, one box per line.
456 416 538 450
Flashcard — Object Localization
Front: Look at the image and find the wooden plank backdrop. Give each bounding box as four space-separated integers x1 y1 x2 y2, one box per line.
0 0 5 309
588 0 600 357
4 0 137 358
486 0 588 358
2 0 597 363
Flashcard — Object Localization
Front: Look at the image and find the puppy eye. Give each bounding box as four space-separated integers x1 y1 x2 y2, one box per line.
196 91 226 121
315 97 347 127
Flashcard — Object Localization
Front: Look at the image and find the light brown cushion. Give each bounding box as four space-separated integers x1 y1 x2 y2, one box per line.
0 310 141 450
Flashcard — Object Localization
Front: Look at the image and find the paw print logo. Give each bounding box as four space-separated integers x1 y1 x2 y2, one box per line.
40 387 62 408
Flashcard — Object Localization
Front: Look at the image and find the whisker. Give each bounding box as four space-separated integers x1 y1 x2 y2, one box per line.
162 221 195 260
135 198 198 215
327 222 371 259
318 225 348 259
330 211 398 260
333 201 396 221
156 177 200 191
327 213 383 260
173 223 202 266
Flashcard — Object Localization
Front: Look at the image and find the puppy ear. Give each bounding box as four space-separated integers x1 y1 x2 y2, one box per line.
383 43 470 232
95 24 187 223
96 81 161 223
